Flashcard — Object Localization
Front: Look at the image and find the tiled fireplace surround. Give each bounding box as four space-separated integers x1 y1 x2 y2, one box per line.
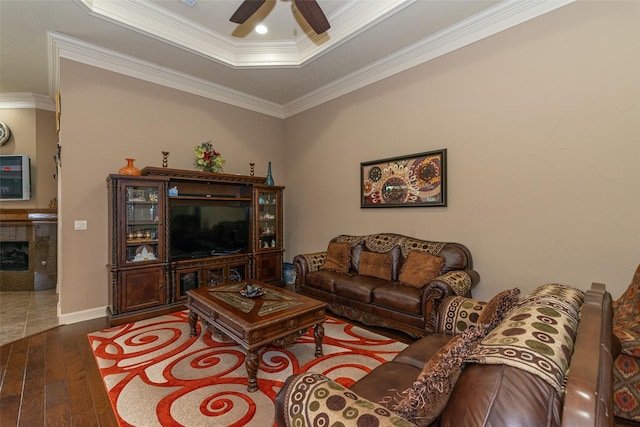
0 209 57 291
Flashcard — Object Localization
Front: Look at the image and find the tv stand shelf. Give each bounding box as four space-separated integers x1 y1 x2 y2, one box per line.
169 195 252 202
106 167 285 326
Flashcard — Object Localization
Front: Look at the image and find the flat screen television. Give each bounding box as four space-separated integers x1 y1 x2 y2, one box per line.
0 154 31 201
170 203 250 260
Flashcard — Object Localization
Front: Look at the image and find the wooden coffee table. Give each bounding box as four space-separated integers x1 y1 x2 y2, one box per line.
186 280 327 392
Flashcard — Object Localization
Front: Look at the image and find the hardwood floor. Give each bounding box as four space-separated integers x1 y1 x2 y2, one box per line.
0 317 118 427
1 313 637 427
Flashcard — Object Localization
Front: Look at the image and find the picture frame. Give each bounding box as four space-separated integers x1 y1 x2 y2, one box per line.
361 149 447 208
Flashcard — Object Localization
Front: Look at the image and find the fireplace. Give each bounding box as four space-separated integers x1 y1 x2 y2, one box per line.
0 241 29 271
0 209 57 291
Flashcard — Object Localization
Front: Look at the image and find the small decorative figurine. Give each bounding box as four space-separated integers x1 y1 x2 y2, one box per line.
162 151 169 168
250 162 255 176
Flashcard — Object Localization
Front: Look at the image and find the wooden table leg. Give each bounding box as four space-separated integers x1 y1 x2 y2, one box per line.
188 310 199 337
246 349 260 392
314 322 325 357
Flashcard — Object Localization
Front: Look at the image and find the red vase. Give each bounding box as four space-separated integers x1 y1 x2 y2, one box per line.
119 158 141 176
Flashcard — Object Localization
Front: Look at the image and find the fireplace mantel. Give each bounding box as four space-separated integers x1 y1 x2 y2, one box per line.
0 208 57 223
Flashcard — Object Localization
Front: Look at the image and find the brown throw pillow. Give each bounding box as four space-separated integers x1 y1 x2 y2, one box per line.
393 325 490 426
321 242 351 273
399 251 445 288
358 251 393 280
477 288 521 330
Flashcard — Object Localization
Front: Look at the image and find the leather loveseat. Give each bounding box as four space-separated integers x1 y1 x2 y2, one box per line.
275 283 615 427
293 233 480 337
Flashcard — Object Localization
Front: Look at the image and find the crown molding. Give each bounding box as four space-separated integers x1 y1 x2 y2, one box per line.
0 93 56 110
49 31 285 118
283 0 575 118
46 0 573 119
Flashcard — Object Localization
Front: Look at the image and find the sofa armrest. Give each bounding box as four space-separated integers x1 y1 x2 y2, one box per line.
432 269 480 297
274 373 416 427
293 252 327 291
421 270 480 332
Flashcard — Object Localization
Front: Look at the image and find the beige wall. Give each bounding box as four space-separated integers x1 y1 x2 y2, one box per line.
283 1 640 301
0 108 57 208
57 61 284 315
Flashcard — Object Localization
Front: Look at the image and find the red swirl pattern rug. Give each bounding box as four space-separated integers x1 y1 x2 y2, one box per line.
88 311 407 426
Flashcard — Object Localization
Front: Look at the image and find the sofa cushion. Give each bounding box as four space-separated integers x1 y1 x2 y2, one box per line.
392 334 455 369
321 242 351 273
349 241 364 271
372 283 422 315
439 364 561 427
393 325 490 426
359 251 393 280
399 250 445 288
350 362 423 411
436 245 468 273
333 274 389 303
477 288 520 329
305 269 344 293
356 246 403 281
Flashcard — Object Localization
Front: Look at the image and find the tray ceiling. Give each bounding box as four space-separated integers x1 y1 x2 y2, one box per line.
0 0 573 117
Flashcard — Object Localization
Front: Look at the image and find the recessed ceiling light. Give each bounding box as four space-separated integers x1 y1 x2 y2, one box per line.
255 24 268 35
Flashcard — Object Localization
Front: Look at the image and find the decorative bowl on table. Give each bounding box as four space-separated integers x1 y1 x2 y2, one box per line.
240 285 265 298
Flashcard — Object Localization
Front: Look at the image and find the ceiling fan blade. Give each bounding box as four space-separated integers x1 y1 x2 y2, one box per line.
230 0 267 24
294 0 330 34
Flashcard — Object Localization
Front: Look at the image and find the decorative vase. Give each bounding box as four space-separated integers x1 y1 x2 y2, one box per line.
119 158 141 176
265 161 274 186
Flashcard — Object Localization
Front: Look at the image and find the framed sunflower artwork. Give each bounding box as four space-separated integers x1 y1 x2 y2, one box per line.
360 149 447 208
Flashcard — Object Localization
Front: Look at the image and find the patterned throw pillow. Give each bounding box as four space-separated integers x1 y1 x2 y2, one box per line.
283 373 415 427
393 325 490 426
399 250 445 288
435 296 486 335
466 283 584 395
354 245 403 281
477 288 520 330
320 242 351 273
359 251 393 280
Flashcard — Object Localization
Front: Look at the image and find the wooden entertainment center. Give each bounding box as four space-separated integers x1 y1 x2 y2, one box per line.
106 167 284 325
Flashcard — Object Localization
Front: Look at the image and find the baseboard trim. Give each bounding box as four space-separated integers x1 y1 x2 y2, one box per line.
59 306 109 325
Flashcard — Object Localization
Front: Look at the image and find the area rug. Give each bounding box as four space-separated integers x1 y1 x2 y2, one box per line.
88 311 407 426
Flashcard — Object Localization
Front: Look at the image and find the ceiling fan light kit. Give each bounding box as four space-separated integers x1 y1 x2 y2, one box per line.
230 0 330 34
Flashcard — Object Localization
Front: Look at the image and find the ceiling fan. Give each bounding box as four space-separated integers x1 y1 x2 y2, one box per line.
230 0 331 34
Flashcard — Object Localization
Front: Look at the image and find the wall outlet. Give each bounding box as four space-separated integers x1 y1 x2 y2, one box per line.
75 220 87 230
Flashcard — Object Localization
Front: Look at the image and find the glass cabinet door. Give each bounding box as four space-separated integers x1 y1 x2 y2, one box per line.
176 269 199 300
123 183 163 264
257 189 280 250
205 266 225 287
228 262 249 282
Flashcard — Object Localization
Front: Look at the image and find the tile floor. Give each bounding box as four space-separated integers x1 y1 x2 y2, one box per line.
0 289 59 346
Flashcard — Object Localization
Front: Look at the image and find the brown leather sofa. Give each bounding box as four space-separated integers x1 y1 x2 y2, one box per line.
275 283 615 427
293 233 480 337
